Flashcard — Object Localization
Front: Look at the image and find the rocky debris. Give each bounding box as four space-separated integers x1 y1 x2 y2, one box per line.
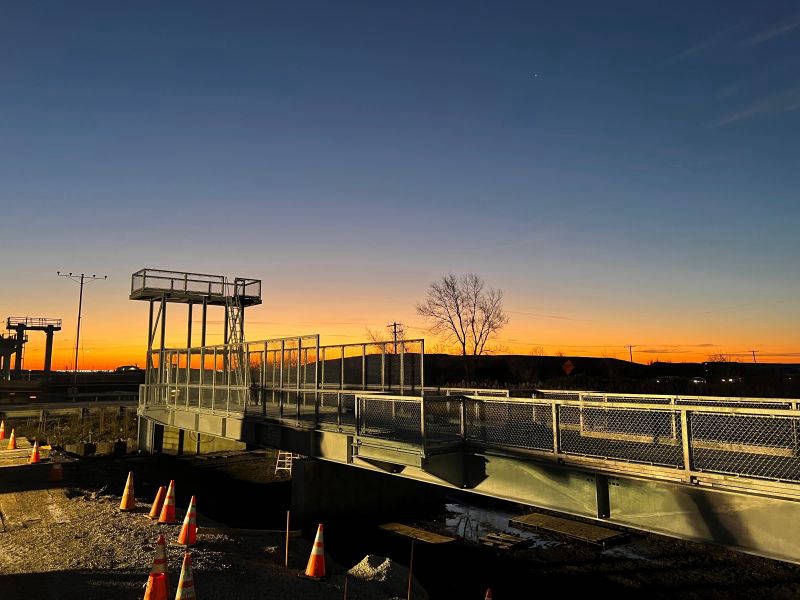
348 554 429 599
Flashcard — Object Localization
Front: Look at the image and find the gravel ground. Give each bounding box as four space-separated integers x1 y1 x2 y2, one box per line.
0 487 400 599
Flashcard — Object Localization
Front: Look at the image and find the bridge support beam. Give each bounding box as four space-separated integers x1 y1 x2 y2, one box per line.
290 459 444 527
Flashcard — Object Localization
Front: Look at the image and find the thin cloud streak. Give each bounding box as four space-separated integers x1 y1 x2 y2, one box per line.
659 23 745 66
712 88 800 127
744 14 800 46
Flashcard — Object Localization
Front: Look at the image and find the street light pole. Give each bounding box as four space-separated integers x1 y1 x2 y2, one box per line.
57 272 107 383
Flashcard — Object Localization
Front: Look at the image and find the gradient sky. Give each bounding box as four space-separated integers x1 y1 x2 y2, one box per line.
2 1 800 369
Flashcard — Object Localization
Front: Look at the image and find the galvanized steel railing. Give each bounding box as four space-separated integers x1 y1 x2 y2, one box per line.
139 350 800 498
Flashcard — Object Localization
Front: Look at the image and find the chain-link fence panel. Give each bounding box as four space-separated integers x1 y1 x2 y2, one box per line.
465 400 554 451
558 405 683 468
690 412 800 482
424 398 462 443
358 396 421 444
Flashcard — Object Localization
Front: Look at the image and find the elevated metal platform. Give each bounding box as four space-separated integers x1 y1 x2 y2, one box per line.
6 317 62 331
4 316 62 374
130 268 261 306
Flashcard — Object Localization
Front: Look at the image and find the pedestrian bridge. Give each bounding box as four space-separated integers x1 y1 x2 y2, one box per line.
137 335 800 564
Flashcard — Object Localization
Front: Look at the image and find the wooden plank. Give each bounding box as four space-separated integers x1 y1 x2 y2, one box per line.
478 532 529 550
379 523 455 544
510 512 625 546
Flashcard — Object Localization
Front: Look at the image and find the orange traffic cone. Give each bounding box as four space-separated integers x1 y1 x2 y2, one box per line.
29 440 40 464
158 480 177 524
303 523 326 579
120 471 136 511
7 429 16 450
143 534 170 600
0 420 5 440
178 495 197 546
175 552 196 599
485 589 493 600
149 486 166 519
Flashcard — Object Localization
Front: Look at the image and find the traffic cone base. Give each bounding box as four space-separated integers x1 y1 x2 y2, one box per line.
301 523 327 580
143 573 169 600
149 486 166 519
178 495 197 546
158 480 176 524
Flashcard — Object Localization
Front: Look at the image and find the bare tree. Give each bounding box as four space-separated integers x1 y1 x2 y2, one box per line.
416 273 509 356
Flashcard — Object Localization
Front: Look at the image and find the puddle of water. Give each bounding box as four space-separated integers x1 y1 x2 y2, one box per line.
444 502 562 549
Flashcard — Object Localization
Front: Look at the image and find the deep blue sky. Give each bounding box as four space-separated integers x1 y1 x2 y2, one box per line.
2 1 799 365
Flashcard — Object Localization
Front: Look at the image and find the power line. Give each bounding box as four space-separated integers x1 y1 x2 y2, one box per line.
57 271 107 383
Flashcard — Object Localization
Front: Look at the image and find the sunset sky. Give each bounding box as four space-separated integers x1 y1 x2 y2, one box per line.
2 1 800 369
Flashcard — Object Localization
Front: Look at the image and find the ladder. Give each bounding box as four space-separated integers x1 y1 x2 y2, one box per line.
275 450 301 476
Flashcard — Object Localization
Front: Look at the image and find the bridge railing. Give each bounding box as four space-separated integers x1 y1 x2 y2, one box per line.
463 395 800 493
346 392 800 496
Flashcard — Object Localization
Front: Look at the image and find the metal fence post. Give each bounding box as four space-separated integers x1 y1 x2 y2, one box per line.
211 348 216 412
296 338 302 425
226 347 231 415
420 395 427 450
420 339 425 391
460 397 467 441
341 345 345 390
680 408 692 480
551 400 560 455
362 344 366 390
400 342 405 396
185 349 190 409
321 347 326 389
381 344 386 392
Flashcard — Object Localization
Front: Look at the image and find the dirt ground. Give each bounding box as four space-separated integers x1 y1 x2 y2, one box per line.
0 486 411 599
5 450 800 599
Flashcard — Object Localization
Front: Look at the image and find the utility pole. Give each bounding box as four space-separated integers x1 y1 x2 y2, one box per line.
750 349 759 364
387 321 404 353
625 345 637 363
57 272 107 383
